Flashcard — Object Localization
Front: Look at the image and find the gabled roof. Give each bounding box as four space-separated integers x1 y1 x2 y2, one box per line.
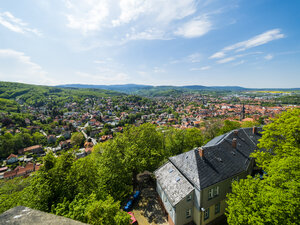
155 162 194 206
7 154 18 160
168 127 262 190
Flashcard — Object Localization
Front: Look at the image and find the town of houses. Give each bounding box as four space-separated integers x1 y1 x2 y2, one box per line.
0 93 298 180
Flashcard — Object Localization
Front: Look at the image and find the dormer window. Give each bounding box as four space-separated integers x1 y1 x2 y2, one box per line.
187 195 192 201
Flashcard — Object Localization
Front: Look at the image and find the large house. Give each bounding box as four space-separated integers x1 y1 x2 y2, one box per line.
155 127 262 225
18 145 44 155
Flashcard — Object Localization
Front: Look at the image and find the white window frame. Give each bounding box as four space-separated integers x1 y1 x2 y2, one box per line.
186 208 192 218
208 186 219 200
204 208 210 220
214 186 219 197
208 188 214 199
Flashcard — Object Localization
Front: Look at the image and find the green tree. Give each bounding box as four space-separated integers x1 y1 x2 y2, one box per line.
226 109 300 225
32 132 47 145
70 132 85 147
218 120 241 135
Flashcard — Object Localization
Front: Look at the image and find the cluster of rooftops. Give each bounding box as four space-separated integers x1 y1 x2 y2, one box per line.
155 127 262 206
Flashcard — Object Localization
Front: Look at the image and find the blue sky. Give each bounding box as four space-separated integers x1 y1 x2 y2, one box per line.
0 0 299 88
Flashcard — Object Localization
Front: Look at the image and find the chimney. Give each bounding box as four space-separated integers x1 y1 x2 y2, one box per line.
253 126 257 134
234 130 238 136
198 147 204 158
232 138 237 148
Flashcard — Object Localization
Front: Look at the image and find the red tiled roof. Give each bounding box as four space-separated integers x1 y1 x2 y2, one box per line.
24 145 42 152
0 167 8 172
4 162 40 179
7 154 18 160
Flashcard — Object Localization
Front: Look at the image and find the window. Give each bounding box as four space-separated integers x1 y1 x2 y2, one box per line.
187 195 192 201
208 188 214 199
208 186 219 200
204 208 210 220
186 209 192 218
214 186 219 197
215 202 220 214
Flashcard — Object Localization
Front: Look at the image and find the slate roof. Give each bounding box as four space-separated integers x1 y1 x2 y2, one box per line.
155 162 194 206
0 206 87 225
168 127 262 190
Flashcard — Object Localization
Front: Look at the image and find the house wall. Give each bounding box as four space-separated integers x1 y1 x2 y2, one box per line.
156 182 176 224
175 191 194 225
186 171 249 225
201 199 227 225
194 188 201 210
202 171 247 209
193 205 201 225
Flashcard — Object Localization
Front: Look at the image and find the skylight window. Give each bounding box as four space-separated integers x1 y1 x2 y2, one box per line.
169 168 174 173
176 177 181 182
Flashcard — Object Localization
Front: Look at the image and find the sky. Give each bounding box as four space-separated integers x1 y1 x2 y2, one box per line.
0 0 299 88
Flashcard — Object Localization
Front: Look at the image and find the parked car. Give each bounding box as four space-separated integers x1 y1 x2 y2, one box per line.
124 191 140 211
133 191 140 200
124 199 133 212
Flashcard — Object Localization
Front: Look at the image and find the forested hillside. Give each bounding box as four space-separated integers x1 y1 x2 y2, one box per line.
0 81 123 108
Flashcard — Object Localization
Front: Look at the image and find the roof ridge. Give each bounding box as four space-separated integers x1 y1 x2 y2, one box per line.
169 151 200 190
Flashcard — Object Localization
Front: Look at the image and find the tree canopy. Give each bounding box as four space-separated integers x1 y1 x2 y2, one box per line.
226 108 300 225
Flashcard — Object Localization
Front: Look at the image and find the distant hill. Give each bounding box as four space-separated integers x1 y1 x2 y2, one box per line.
58 84 249 96
0 81 124 108
58 84 152 93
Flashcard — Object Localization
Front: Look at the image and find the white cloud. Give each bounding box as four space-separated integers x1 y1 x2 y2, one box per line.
224 29 284 52
112 0 196 26
200 66 211 70
217 57 235 64
125 28 168 41
216 52 263 64
65 0 109 33
190 66 211 71
0 11 41 36
264 54 273 60
209 29 285 63
63 0 216 41
187 53 202 63
209 51 225 59
175 17 212 38
170 52 202 65
232 60 245 66
0 49 53 84
210 29 284 59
